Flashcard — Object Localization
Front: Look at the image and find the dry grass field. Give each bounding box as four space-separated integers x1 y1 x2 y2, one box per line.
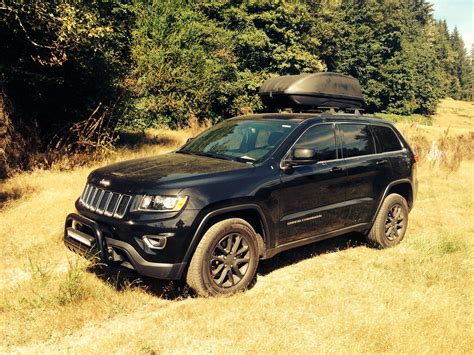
1 99 473 353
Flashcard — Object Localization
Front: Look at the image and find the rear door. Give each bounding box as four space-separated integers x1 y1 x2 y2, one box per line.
277 123 347 244
371 124 409 180
338 123 393 226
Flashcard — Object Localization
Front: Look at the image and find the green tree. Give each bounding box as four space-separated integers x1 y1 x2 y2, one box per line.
314 0 443 114
448 27 472 100
0 0 133 143
433 20 456 96
126 0 237 127
126 0 328 128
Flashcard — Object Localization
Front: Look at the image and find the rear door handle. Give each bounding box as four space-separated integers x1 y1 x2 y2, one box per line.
376 159 388 166
330 166 343 173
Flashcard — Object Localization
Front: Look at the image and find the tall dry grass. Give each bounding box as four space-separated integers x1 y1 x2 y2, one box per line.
398 99 474 174
0 99 473 353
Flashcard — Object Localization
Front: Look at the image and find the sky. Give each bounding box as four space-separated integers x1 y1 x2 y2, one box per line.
430 0 473 53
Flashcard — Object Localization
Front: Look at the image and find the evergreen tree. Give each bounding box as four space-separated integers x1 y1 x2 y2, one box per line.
448 27 472 100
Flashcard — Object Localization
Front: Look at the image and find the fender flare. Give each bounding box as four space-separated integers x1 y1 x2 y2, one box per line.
176 204 270 277
372 179 413 224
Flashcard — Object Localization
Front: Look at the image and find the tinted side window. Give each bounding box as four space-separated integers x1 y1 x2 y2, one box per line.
340 124 375 158
372 125 403 152
294 124 337 161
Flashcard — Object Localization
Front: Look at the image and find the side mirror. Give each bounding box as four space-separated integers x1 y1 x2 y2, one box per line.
282 148 317 171
292 147 317 164
186 137 194 144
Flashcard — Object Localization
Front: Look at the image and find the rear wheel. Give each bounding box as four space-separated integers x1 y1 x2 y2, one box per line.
367 193 408 248
186 218 259 297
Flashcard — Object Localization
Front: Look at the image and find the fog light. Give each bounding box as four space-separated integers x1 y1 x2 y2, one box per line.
142 234 173 250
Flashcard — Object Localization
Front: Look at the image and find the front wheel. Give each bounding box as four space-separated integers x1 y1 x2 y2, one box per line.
367 193 409 248
186 218 259 297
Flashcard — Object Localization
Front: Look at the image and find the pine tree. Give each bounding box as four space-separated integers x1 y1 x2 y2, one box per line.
448 27 472 100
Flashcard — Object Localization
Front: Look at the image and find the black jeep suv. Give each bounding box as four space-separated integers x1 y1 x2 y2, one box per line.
64 73 417 296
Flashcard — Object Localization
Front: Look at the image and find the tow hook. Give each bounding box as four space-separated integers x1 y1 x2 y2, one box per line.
106 247 124 262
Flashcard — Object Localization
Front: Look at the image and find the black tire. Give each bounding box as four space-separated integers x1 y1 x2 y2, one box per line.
367 193 409 248
186 218 259 297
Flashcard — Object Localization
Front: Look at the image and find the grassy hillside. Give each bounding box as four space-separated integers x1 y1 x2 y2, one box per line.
1 99 473 353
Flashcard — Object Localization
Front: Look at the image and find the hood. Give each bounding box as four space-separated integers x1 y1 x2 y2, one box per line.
88 152 253 193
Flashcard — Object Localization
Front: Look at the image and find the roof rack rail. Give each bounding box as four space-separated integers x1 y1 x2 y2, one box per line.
280 107 364 115
342 107 364 115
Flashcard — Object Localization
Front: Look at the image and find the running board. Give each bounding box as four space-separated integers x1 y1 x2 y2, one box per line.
261 223 368 260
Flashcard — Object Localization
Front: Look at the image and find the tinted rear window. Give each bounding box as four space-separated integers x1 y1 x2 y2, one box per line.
371 125 403 152
294 124 337 161
340 124 375 158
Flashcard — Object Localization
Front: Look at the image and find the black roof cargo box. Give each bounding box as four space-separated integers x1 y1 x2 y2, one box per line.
259 72 364 110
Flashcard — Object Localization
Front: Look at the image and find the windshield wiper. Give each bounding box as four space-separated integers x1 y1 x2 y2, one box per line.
176 149 194 155
177 150 254 164
235 156 256 164
187 151 235 161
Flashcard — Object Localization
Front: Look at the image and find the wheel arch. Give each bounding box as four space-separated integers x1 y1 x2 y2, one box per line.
182 204 269 266
387 182 413 210
372 179 414 225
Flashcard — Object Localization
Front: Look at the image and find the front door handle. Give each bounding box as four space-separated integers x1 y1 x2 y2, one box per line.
330 166 343 173
376 159 388 166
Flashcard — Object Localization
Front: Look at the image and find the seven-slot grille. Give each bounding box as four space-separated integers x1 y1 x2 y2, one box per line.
79 184 132 219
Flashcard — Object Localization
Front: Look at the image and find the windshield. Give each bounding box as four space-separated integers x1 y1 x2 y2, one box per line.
178 119 298 163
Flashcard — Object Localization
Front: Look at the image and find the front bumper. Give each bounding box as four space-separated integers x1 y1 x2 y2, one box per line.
64 213 189 280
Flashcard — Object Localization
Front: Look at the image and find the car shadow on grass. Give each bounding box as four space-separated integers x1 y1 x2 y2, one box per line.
0 184 37 210
86 264 191 300
257 232 368 276
86 232 368 300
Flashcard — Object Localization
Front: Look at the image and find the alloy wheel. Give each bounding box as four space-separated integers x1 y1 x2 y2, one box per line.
385 203 405 241
209 233 251 288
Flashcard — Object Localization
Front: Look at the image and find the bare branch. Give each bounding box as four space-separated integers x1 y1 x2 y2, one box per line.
14 12 56 49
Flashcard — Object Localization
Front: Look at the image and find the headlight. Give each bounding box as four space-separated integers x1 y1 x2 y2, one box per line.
138 195 188 212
